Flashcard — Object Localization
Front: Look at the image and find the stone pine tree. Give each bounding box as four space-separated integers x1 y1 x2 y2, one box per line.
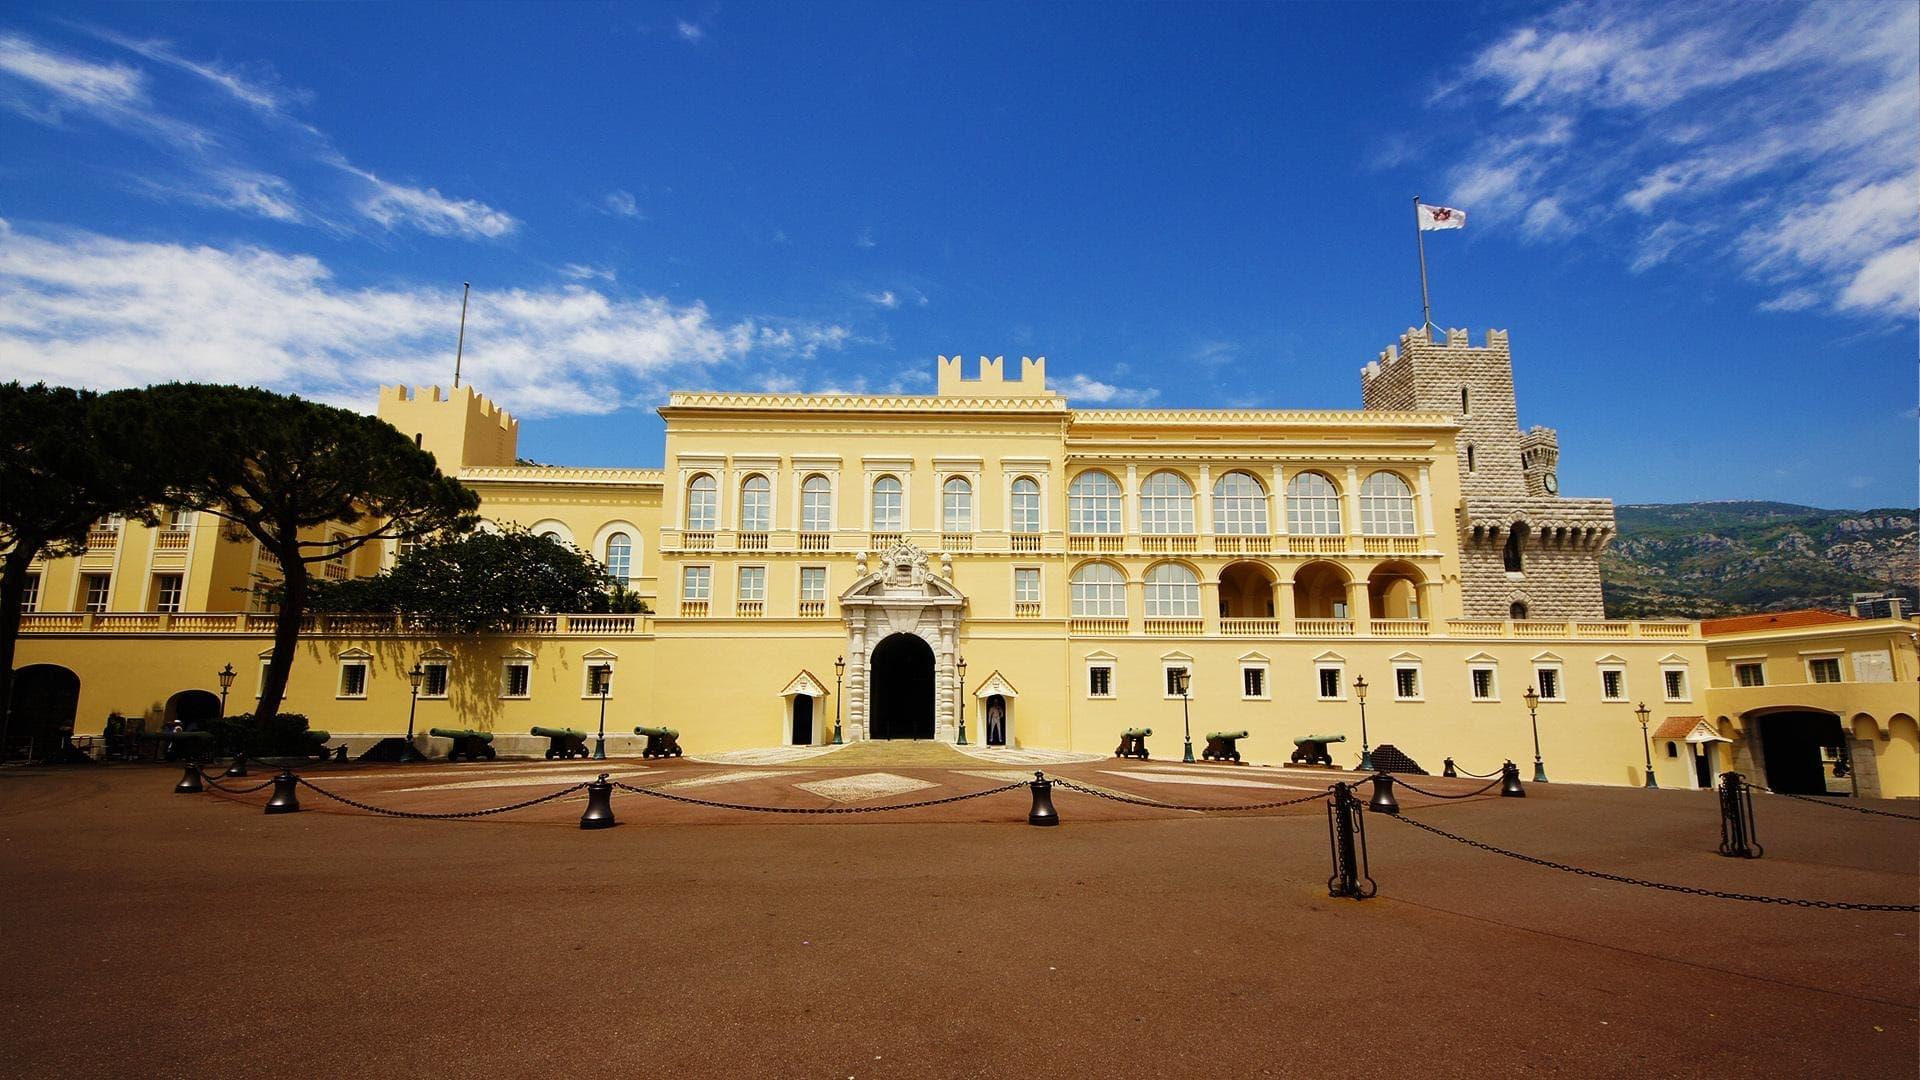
0 383 172 756
117 385 480 722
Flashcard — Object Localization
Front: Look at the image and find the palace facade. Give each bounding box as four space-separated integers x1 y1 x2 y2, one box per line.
12 327 1917 796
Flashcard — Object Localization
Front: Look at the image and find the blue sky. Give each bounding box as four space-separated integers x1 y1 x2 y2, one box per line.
0 1 1914 509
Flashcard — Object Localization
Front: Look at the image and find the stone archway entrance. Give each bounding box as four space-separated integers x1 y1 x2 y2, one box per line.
8 664 79 761
1756 710 1845 795
870 634 935 739
839 542 967 742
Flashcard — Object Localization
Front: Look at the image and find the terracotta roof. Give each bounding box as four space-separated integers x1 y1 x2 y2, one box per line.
1700 609 1859 636
1653 716 1705 740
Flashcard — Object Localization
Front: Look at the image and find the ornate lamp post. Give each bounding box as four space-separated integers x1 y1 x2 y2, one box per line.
955 656 969 746
592 663 612 760
832 655 845 745
1176 668 1195 763
1636 702 1656 789
1525 685 1548 783
216 664 236 719
399 663 424 763
1352 675 1373 772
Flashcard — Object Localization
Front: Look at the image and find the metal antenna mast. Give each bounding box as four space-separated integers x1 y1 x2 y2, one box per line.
453 282 471 387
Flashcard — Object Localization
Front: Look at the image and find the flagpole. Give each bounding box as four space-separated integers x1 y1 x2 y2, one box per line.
453 281 470 388
1413 196 1433 335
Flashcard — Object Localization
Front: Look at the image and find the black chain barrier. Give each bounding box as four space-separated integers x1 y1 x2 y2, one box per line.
1049 776 1333 813
609 778 1027 814
1384 774 1506 801
1757 786 1920 821
1383 811 1918 912
202 773 278 796
294 776 592 820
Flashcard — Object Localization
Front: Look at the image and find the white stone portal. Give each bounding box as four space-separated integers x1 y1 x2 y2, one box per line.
840 542 966 741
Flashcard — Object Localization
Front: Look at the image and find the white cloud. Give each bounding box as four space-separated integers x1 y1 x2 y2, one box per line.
353 171 518 239
854 227 876 249
559 263 616 282
1758 288 1820 313
676 21 705 42
866 290 899 309
0 222 851 417
1055 373 1158 405
90 30 302 114
1520 197 1574 240
602 189 641 218
0 32 143 111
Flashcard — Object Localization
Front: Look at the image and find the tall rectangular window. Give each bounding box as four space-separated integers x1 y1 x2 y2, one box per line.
1010 478 1041 534
1317 666 1344 700
421 662 450 699
1663 669 1689 701
801 476 833 532
1013 568 1041 604
942 477 973 533
1394 666 1421 700
1534 666 1562 701
737 566 767 601
586 664 613 696
800 566 827 602
1600 668 1626 701
82 574 112 613
1471 667 1497 700
1164 665 1190 698
871 476 904 531
338 661 369 699
1808 657 1842 684
1087 664 1113 698
152 574 184 613
1242 665 1267 699
1734 662 1765 687
740 476 772 532
502 661 532 699
682 566 712 601
19 572 39 613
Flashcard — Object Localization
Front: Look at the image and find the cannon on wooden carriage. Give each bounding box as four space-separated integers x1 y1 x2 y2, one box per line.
303 730 336 761
429 727 498 762
531 726 592 760
632 725 682 759
1288 733 1346 767
1202 730 1249 763
1114 727 1152 760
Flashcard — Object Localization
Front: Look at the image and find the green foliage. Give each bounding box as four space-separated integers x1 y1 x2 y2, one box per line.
207 712 316 757
310 525 642 631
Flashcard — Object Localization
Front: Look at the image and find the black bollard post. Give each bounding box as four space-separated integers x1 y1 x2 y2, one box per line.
1442 757 1457 778
264 769 301 814
1027 771 1060 826
174 763 204 794
224 754 249 778
1367 773 1400 815
1499 761 1526 798
1325 783 1376 899
580 774 617 829
1716 771 1762 859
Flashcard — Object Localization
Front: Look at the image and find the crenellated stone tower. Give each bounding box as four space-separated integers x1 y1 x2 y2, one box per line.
1362 327 1614 619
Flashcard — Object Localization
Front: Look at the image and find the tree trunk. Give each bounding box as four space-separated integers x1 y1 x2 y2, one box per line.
0 541 39 760
256 555 308 722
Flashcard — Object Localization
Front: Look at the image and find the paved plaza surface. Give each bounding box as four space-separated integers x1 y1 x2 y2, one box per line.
0 753 1914 1079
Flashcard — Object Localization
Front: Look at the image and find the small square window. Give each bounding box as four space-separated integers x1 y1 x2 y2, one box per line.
1600 668 1626 701
502 662 532 699
338 662 368 699
737 566 767 602
1534 667 1562 702
682 566 711 601
1734 662 1765 688
1317 666 1344 700
585 663 614 697
1242 665 1267 699
1808 657 1841 684
1087 665 1114 698
1470 667 1497 701
421 662 450 699
1663 669 1689 701
1165 665 1191 698
1394 667 1421 700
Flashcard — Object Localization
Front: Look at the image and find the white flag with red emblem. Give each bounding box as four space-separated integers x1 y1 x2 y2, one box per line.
1417 204 1467 231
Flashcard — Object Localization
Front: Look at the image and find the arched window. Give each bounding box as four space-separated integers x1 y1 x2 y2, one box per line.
1359 472 1417 535
739 475 772 533
1010 477 1041 534
1139 471 1195 535
604 533 632 582
1504 522 1528 572
942 477 973 533
1286 471 1342 535
1068 470 1122 534
1143 563 1200 617
1069 562 1127 617
801 475 832 532
872 476 903 531
1510 600 1529 620
1212 471 1268 535
686 474 718 531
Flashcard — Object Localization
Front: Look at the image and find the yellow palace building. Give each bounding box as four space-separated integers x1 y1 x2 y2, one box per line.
12 326 1918 797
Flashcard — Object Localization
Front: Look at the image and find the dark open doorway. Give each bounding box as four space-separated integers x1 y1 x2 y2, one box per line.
985 694 1007 747
1757 711 1843 795
869 634 934 740
9 665 79 761
792 695 813 745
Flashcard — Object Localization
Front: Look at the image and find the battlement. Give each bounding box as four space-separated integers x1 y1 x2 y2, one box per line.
1363 327 1511 381
376 384 519 469
378 384 518 432
936 355 1055 398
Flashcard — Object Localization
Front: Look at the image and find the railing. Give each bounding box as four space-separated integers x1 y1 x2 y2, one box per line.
1445 619 1508 636
1014 601 1042 619
1067 616 1128 635
1295 618 1355 636
1214 536 1272 554
736 600 765 618
512 616 559 634
566 615 639 634
154 530 192 551
1010 533 1042 553
1143 617 1203 636
1639 622 1696 638
324 562 350 580
94 614 163 632
680 600 710 618
1142 535 1197 553
85 529 119 551
327 614 401 634
19 613 86 632
683 531 715 550
871 532 904 549
798 599 827 618
941 533 973 552
1067 534 1123 553
1220 617 1283 636
1362 536 1421 555
168 613 244 633
1576 621 1632 638
1370 619 1430 637
1513 620 1570 636
1289 536 1345 555
799 532 831 552
738 531 769 551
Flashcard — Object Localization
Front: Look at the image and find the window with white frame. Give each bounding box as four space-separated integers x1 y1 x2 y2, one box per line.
19 572 39 613
686 473 718 530
1164 663 1191 698
421 661 450 699
682 565 712 601
1533 665 1564 702
1212 471 1268 534
1013 567 1041 605
1734 661 1765 687
152 573 184 613
1142 563 1200 617
1807 656 1842 684
1068 470 1123 534
942 476 973 532
1241 663 1268 699
871 476 903 531
1286 471 1342 535
1394 664 1422 700
584 663 614 697
1087 662 1114 698
1069 562 1126 617
337 659 369 699
740 475 772 532
501 660 532 699
1317 665 1345 700
604 533 632 583
256 658 273 698
1470 666 1498 701
1139 471 1195 534
1599 667 1627 701
737 566 767 602
1359 472 1418 536
800 566 827 603
801 475 833 532
82 573 111 613
1010 477 1041 534
1662 666 1690 702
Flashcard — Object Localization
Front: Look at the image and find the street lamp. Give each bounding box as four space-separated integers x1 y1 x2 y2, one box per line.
1176 667 1194 763
832 655 845 745
592 664 612 760
1353 675 1373 772
1636 702 1656 789
1525 685 1548 783
399 663 424 762
216 663 236 719
955 656 969 746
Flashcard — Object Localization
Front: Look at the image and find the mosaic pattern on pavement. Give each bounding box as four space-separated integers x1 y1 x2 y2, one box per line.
795 772 939 803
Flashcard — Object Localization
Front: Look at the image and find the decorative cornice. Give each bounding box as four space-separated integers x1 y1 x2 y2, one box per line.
1069 409 1456 428
665 391 1070 413
460 465 664 487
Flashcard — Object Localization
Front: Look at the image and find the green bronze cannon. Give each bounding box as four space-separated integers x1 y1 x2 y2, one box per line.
632 725 682 759
429 727 497 762
1202 730 1249 763
1289 733 1346 767
1114 726 1152 760
530 725 591 760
